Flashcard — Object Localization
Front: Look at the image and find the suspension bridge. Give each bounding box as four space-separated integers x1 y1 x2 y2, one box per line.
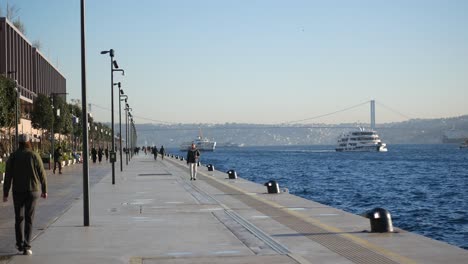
89 99 412 132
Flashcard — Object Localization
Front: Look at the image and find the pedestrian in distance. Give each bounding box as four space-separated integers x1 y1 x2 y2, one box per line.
153 146 158 160
160 145 165 160
53 146 63 174
105 147 109 161
186 143 200 180
98 147 103 163
91 147 97 163
3 134 48 256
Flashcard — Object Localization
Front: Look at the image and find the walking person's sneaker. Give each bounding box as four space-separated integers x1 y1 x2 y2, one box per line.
17 246 24 254
23 249 32 255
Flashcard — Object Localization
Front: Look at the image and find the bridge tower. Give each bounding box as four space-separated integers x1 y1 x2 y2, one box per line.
370 100 376 130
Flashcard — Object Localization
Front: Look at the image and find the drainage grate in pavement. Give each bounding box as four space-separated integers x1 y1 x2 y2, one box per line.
138 173 172 176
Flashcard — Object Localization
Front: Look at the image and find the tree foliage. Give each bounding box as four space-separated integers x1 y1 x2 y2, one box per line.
69 101 83 139
1 3 26 34
60 101 72 135
51 95 64 132
12 19 25 34
31 93 53 130
0 75 19 128
32 40 42 49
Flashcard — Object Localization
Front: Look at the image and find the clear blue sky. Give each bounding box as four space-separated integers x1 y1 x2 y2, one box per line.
6 0 468 125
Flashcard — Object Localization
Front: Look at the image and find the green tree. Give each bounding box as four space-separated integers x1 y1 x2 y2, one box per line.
69 101 83 151
60 103 72 135
31 93 53 153
0 75 20 153
0 76 17 127
1 3 26 34
31 93 53 130
52 95 66 133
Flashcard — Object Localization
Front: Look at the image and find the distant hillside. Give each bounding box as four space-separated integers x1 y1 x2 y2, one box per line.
129 115 468 147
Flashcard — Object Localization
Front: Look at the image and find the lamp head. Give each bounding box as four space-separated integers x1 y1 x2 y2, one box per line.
100 49 114 57
113 69 125 76
113 60 119 69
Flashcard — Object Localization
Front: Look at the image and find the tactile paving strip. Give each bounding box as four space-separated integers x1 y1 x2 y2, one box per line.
202 176 402 264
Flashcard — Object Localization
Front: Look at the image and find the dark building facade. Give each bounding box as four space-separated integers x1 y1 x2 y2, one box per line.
0 17 66 103
0 17 66 145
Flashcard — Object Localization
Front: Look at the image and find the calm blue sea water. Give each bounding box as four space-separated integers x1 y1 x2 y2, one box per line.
173 144 467 249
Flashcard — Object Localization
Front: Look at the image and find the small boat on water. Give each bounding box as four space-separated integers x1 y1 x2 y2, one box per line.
336 128 387 152
459 139 468 149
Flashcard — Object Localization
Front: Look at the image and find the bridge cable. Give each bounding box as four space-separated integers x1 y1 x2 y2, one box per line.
280 101 370 124
375 101 412 120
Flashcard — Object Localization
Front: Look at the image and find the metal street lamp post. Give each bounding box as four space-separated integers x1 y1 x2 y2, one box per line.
129 113 133 160
100 49 124 185
125 106 132 164
80 0 90 226
130 118 135 159
129 116 132 159
119 91 127 169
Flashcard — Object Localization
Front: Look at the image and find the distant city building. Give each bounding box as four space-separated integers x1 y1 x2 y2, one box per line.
0 17 66 138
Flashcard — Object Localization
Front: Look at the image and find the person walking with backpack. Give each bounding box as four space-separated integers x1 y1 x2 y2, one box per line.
3 134 48 255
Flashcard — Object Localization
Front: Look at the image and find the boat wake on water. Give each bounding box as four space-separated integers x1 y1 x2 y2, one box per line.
281 149 336 153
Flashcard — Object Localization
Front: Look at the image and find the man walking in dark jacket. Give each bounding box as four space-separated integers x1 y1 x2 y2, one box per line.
3 134 48 255
53 146 62 174
186 143 200 180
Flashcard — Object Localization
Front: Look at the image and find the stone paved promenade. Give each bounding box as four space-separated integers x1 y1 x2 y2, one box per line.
2 154 467 264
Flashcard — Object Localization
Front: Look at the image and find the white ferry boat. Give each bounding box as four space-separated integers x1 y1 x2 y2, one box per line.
180 136 216 151
336 128 387 152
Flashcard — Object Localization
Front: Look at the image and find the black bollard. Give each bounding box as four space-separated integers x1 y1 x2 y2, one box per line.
227 170 237 179
180 157 184 161
365 208 394 232
264 180 280 194
207 164 214 171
